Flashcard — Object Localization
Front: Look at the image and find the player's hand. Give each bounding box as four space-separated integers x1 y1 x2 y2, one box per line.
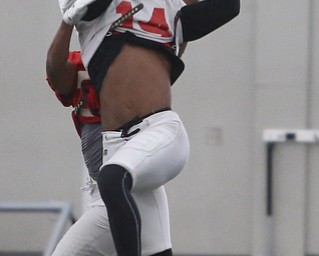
62 0 97 25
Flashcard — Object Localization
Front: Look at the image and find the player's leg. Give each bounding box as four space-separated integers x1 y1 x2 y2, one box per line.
97 167 175 256
97 111 189 256
52 206 115 256
111 111 190 192
97 164 141 256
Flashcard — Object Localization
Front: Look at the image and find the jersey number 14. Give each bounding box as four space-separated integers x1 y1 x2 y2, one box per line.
116 1 172 38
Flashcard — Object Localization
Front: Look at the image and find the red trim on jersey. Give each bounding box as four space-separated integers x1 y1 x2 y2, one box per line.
68 51 86 71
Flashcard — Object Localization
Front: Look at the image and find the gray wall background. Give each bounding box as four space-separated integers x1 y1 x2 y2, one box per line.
1 0 319 255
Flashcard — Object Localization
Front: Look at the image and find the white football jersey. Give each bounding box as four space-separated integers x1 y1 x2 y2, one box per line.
73 0 186 68
113 0 184 42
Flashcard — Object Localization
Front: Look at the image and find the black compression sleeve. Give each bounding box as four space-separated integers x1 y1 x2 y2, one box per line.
97 164 141 256
180 0 240 42
151 249 173 256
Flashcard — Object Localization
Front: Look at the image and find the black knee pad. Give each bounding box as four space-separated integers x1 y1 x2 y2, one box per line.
97 164 132 205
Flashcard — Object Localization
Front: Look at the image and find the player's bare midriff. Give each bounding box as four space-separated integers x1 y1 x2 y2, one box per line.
99 43 172 131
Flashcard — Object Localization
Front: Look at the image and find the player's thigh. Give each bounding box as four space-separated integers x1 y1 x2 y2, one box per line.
52 206 115 256
126 119 190 191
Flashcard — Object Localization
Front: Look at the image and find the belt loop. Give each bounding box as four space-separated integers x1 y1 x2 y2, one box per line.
121 128 141 138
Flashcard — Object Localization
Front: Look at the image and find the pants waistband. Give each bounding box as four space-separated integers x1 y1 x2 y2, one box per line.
115 107 171 138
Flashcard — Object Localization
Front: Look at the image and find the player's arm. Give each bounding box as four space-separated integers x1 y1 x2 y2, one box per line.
46 21 77 96
179 0 241 42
